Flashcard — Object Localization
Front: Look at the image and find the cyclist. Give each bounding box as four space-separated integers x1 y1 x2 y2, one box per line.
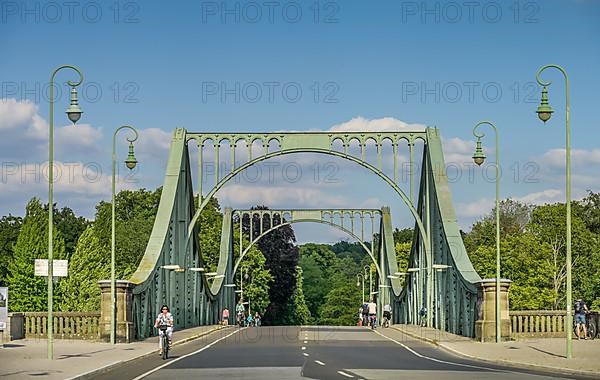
367 299 377 329
254 312 262 327
236 301 245 326
383 303 392 327
246 313 254 327
154 305 174 356
575 298 589 339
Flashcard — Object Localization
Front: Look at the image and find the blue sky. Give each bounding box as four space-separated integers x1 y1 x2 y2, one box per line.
1 0 599 243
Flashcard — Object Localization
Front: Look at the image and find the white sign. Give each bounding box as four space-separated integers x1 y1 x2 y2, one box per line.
34 259 68 277
0 287 7 331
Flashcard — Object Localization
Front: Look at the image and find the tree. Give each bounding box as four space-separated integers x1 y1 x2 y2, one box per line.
92 188 162 278
529 203 598 309
48 205 89 259
6 198 66 311
298 254 330 323
242 206 299 325
58 227 108 311
287 266 310 325
0 215 22 286
318 257 361 325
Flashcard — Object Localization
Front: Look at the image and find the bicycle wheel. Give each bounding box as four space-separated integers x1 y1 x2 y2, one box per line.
589 319 597 340
162 336 169 360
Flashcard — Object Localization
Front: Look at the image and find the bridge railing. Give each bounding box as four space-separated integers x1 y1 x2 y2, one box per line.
510 310 567 338
22 312 101 340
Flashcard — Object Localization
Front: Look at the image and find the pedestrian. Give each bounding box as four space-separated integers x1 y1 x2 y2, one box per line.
222 307 230 326
575 298 589 339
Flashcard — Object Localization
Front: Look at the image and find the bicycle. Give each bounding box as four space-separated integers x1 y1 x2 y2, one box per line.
381 313 391 328
158 324 170 359
369 314 377 329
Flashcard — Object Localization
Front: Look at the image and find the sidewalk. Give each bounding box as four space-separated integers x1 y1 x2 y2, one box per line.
0 324 227 380
392 324 600 378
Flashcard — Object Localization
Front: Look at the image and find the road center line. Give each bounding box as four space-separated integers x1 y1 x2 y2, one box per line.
132 327 244 380
301 346 306 350
337 370 354 378
303 353 309 357
315 360 326 366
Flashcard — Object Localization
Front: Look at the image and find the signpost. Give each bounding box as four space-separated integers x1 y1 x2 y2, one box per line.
0 287 7 343
34 259 68 278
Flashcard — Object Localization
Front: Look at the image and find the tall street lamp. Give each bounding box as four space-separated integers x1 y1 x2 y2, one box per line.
535 64 572 358
48 65 84 360
364 265 372 301
472 120 501 343
111 126 139 344
356 273 365 305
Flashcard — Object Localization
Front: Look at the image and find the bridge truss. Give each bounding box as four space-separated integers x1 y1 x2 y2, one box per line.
126 128 481 338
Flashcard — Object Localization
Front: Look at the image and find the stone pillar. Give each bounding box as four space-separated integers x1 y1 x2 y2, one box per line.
98 280 135 343
475 279 511 342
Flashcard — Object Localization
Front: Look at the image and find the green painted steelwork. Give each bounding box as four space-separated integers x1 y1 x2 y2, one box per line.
48 65 84 359
472 121 501 343
126 127 481 338
111 126 139 345
536 64 572 358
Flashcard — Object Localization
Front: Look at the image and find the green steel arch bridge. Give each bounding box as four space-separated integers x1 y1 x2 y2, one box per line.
125 127 482 340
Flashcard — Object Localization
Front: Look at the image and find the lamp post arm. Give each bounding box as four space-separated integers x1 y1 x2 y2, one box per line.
473 120 500 342
537 64 571 358
111 125 138 344
47 65 83 360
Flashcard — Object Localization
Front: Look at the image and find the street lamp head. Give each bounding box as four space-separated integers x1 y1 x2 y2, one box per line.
65 86 83 124
536 86 554 123
124 142 138 170
472 138 486 166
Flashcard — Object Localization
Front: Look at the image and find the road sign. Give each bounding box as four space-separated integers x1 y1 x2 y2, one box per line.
0 287 7 331
34 259 68 277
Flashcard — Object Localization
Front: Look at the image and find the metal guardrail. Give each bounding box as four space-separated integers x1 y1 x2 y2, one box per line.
23 312 101 340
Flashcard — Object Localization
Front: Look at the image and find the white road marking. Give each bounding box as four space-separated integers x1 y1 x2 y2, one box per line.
132 328 244 380
301 346 306 350
338 370 354 378
303 340 308 343
303 353 309 357
315 360 326 366
373 330 524 374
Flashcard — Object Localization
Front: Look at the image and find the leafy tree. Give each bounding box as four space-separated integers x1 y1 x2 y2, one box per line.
6 198 66 311
298 254 329 323
58 226 108 311
393 228 413 244
93 188 162 278
0 215 22 286
330 241 367 264
47 205 89 259
241 206 299 325
575 191 600 234
318 257 361 325
287 266 310 325
529 203 598 309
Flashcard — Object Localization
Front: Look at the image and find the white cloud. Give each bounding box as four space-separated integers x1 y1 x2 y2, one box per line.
455 197 495 219
515 189 563 205
538 148 600 169
329 116 426 132
0 98 103 158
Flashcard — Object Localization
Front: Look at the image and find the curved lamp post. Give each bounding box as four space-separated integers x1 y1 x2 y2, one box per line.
363 265 372 301
356 273 365 305
536 64 572 358
472 120 501 343
48 65 84 359
111 126 138 344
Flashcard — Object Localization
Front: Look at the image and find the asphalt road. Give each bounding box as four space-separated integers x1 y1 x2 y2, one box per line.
90 326 587 380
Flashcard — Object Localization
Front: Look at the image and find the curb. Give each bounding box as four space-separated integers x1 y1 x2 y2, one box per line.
391 326 600 379
68 325 228 380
